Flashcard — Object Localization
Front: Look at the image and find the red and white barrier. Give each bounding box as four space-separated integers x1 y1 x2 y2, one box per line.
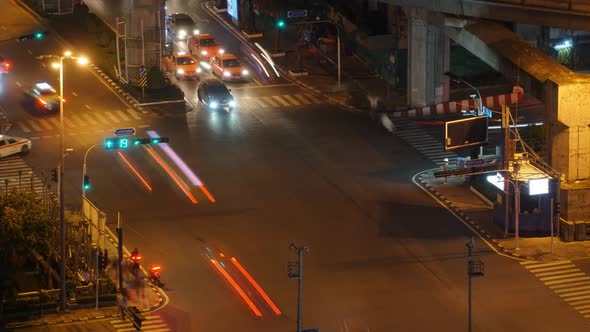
391 92 523 118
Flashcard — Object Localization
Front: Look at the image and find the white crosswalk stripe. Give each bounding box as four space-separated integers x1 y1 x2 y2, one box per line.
109 314 171 332
12 110 143 133
239 93 327 109
521 260 590 318
0 156 47 197
393 119 458 166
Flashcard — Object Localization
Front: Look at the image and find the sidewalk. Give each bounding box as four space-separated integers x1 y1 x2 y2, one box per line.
416 169 590 261
3 227 165 330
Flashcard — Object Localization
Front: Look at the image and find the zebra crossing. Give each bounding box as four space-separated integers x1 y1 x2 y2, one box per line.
14 109 143 134
238 92 325 109
0 156 46 197
110 314 170 332
521 260 590 318
393 119 459 166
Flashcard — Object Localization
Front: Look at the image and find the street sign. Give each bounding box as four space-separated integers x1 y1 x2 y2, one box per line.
482 106 492 118
465 158 485 167
288 9 307 18
114 128 136 136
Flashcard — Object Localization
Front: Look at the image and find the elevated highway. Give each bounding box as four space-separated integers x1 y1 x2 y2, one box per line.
391 0 590 30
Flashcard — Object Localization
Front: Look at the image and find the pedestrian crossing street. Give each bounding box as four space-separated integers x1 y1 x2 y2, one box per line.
237 92 325 109
13 108 144 134
521 260 590 318
110 314 170 332
393 119 459 166
0 156 46 197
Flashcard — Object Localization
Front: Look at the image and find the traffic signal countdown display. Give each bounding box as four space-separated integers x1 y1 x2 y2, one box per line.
104 137 169 150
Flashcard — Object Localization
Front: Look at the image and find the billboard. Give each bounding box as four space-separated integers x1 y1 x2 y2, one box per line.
444 116 488 151
228 0 238 20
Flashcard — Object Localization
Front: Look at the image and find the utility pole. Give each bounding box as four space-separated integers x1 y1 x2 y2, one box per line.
117 212 124 319
502 105 511 237
288 243 309 332
466 237 484 332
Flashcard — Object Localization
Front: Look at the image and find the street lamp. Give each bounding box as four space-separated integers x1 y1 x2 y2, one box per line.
37 51 89 310
444 72 483 115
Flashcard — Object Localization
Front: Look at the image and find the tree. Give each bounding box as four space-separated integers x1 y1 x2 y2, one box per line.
0 190 53 303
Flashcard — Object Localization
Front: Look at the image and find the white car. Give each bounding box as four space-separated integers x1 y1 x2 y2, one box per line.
0 135 32 158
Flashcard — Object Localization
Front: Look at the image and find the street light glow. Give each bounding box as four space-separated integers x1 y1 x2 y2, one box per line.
64 50 72 57
77 57 89 65
51 62 60 69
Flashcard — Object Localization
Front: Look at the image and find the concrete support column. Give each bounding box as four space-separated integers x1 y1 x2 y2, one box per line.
407 8 449 108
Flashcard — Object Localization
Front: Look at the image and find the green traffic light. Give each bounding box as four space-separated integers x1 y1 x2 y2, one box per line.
84 184 90 190
277 20 285 28
151 138 160 144
35 32 44 39
104 139 114 149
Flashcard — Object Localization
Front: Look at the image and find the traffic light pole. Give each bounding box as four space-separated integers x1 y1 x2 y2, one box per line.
289 243 309 332
82 144 98 198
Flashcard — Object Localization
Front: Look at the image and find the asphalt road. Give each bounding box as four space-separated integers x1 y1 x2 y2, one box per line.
3 0 590 331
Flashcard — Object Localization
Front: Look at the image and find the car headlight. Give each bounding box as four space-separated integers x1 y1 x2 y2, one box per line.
219 49 225 54
196 68 202 73
178 29 187 37
209 101 218 109
193 29 200 35
229 100 236 108
177 69 185 75
223 71 231 77
242 69 249 76
201 50 207 56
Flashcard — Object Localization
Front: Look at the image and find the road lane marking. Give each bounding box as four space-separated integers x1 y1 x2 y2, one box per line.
80 114 99 125
104 111 120 123
63 117 76 128
294 94 311 104
522 260 572 268
41 63 46 67
230 83 296 90
126 108 142 120
250 98 268 108
37 119 53 130
91 112 110 125
555 285 590 294
26 120 41 131
283 95 300 105
71 115 85 126
27 50 32 55
261 96 278 107
304 93 322 104
1 26 6 30
72 92 78 96
85 104 91 109
545 276 590 286
540 272 586 281
16 82 21 87
529 264 576 273
272 95 290 107
16 122 31 133
116 110 131 121
536 269 580 278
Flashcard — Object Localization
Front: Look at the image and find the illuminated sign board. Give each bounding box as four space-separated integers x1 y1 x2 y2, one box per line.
228 0 238 20
528 178 549 196
486 173 504 190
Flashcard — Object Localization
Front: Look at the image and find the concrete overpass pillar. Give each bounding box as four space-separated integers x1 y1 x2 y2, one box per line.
406 8 449 108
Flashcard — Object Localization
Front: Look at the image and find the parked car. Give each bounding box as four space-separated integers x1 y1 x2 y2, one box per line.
0 135 32 158
197 79 236 111
210 54 249 81
188 33 223 59
165 52 201 80
166 13 197 41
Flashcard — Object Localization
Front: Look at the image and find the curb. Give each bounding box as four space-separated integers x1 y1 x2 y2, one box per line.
89 65 157 117
414 169 538 261
5 312 122 329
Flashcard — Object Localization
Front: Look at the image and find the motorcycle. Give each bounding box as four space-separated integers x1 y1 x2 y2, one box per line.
149 264 163 286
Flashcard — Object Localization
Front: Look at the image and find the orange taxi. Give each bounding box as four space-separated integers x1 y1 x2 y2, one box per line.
165 52 201 80
209 54 249 81
188 33 224 59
